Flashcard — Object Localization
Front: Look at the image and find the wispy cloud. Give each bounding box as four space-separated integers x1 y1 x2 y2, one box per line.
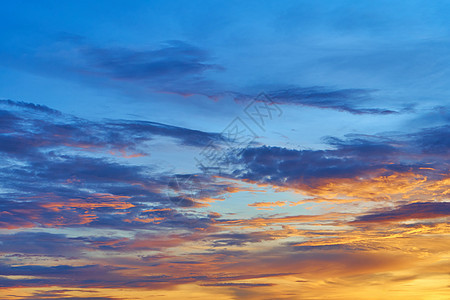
234 87 400 114
352 202 450 224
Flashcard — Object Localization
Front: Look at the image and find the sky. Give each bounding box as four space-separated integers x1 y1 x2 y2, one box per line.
0 1 449 299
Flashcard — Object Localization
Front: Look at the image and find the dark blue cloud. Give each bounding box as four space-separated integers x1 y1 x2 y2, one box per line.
0 99 223 160
0 152 228 230
21 297 119 300
0 232 84 256
230 146 379 186
233 87 399 115
227 126 449 188
3 37 224 98
208 232 270 247
0 263 130 289
0 99 61 115
82 40 222 80
352 202 450 224
412 125 450 156
106 119 224 148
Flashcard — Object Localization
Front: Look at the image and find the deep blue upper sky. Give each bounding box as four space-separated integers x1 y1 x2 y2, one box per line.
2 0 450 122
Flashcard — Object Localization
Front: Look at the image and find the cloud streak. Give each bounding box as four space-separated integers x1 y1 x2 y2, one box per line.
234 87 400 115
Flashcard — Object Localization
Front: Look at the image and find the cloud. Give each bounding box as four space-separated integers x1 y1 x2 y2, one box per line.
0 263 129 289
200 282 275 287
232 146 371 185
207 232 270 247
0 99 61 115
0 232 84 256
218 213 347 228
0 100 223 160
352 202 450 224
0 100 240 230
248 201 287 210
81 40 221 80
0 99 447 299
4 37 224 98
411 125 450 156
233 87 399 114
226 125 449 194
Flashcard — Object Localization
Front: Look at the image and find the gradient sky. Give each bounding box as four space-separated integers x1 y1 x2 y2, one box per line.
0 1 449 299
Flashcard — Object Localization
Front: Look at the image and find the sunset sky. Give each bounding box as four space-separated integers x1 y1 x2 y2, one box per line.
0 1 449 299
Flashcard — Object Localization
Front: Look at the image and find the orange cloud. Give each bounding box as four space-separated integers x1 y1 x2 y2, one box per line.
248 201 287 210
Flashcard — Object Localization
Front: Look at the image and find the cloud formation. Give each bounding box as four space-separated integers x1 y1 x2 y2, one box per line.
0 99 447 300
234 87 400 114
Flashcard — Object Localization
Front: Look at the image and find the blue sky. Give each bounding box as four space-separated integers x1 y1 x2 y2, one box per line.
0 1 449 299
